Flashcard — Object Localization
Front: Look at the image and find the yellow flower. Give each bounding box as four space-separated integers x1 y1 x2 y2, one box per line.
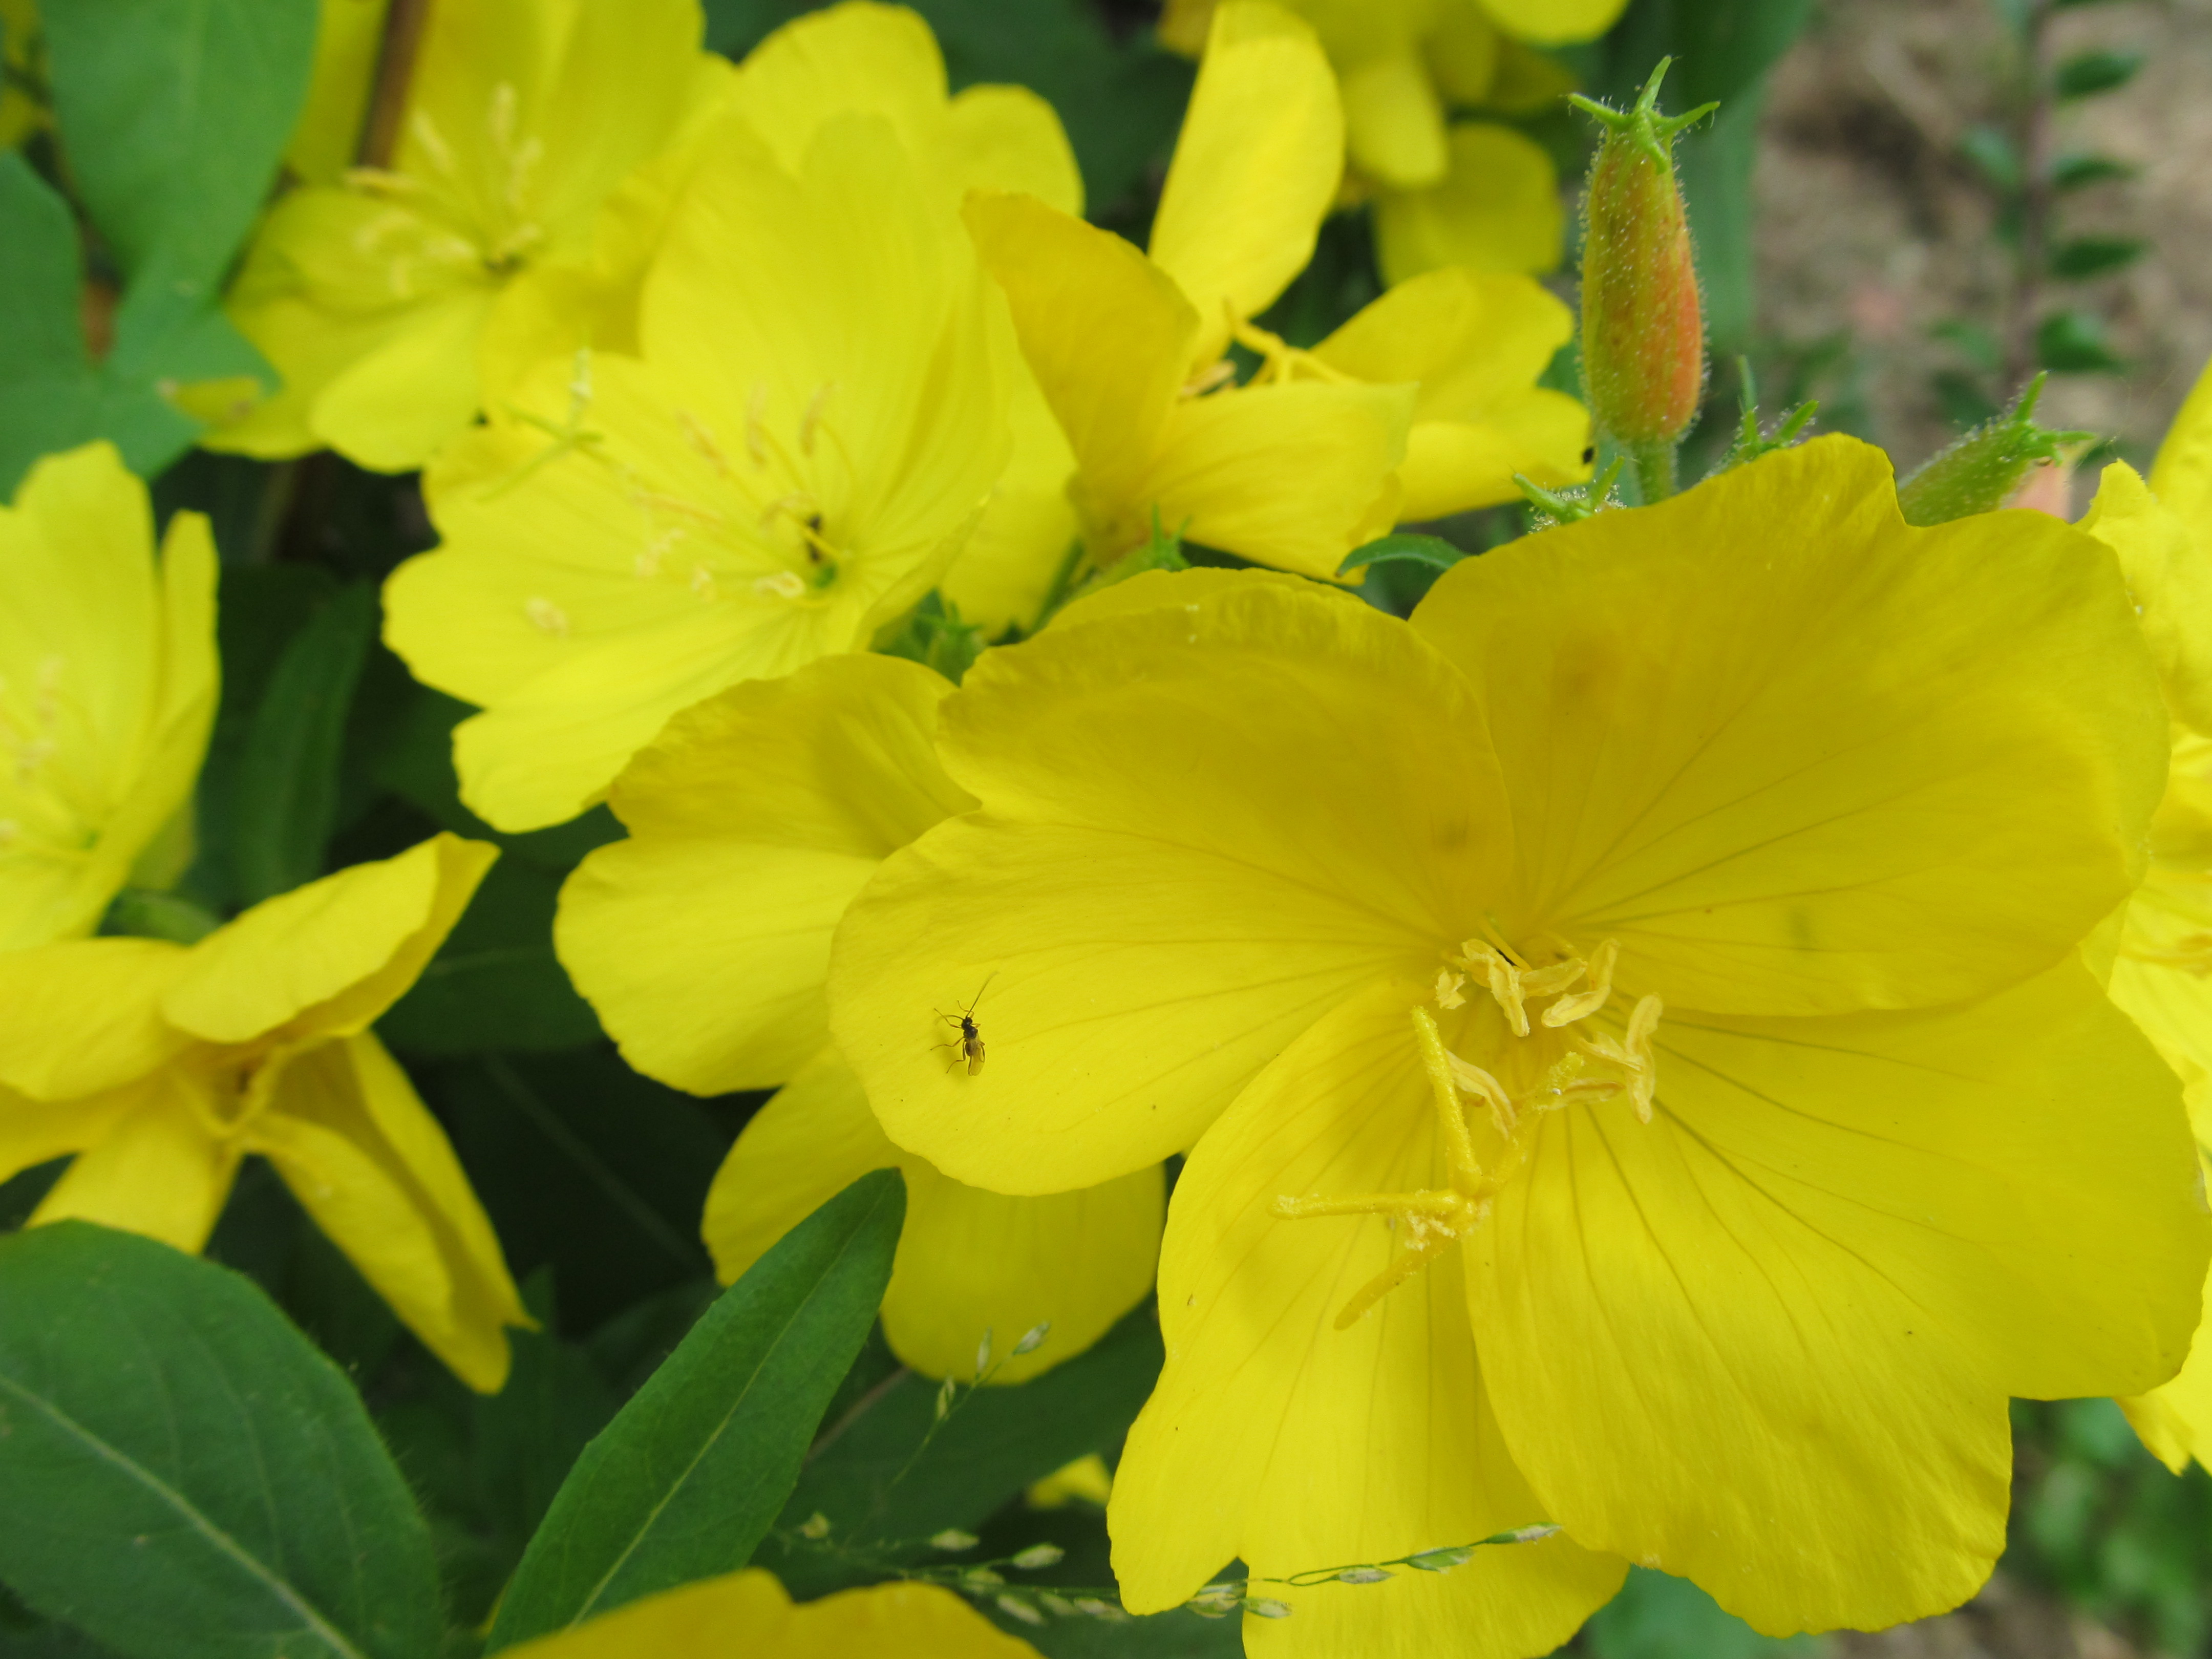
383 98 1017 833
0 442 217 950
207 0 724 472
555 653 1160 1385
281 0 394 188
500 1567 1040 1658
1158 0 1597 284
828 439 2205 1645
0 833 528 1391
474 1 1087 637
968 1 1585 582
2094 357 2212 1472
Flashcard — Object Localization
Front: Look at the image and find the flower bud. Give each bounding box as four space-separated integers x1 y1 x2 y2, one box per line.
1895 374 2093 526
1571 62 1715 454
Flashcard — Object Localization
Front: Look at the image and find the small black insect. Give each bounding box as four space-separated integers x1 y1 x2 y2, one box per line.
1581 445 1597 464
935 973 997 1075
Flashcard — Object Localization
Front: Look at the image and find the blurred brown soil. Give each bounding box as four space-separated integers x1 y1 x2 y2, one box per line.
1752 0 2212 491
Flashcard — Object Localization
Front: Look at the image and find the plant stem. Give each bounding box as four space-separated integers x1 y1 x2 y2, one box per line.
2003 0 2057 389
1626 438 1678 503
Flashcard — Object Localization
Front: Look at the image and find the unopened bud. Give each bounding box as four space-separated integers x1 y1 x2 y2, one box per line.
1896 374 2094 526
1571 62 1716 477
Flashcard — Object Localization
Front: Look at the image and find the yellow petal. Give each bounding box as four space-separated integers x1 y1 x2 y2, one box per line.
1309 267 1585 518
309 287 502 473
2081 461 2212 735
558 654 969 1094
1470 962 2204 1632
1311 266 1571 422
0 1080 141 1191
283 0 390 185
939 355 1079 636
704 1049 1162 1385
943 85 1083 217
1149 2 1343 369
2112 862 2212 1109
497 1567 1042 1659
1424 3 1501 104
0 443 219 948
1411 436 2169 1017
964 190 1197 529
251 1033 527 1393
1113 983 1625 1650
728 0 949 176
1395 391 1590 519
1372 123 1563 286
830 575 1508 1193
162 834 498 1046
643 112 1009 545
1474 0 1631 46
1341 48 1448 188
31 1078 239 1254
2152 350 2212 539
0 939 194 1100
1150 377 1412 577
2123 1245 2212 1474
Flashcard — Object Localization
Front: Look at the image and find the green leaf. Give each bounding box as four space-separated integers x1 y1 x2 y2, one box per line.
760 1306 1165 1598
1959 124 2020 193
483 1169 906 1649
41 0 316 288
1930 319 2003 375
230 582 379 904
1336 533 1465 578
0 156 88 388
2050 235 2147 280
379 860 605 1055
1585 1566 1820 1658
2036 309 2128 373
2054 48 2143 99
430 1051 726 1332
2050 152 2136 190
0 1222 440 1659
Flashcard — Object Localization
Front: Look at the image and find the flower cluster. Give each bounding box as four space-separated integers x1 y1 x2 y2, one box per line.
4 2 2209 1656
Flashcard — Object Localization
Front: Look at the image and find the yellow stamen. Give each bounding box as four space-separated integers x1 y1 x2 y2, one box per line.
1543 938 1618 1027
1434 968 1466 1009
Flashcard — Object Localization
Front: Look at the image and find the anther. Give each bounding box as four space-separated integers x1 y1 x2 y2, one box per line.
1446 1052 1517 1135
1434 968 1466 1009
746 384 770 466
676 409 729 475
691 566 721 601
799 384 836 456
409 109 458 177
752 571 805 599
523 597 569 636
1179 360 1237 399
1543 939 1618 1027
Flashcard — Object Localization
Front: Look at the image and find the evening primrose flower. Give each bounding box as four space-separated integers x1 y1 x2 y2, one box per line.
475 1 1085 637
0 443 217 950
830 438 2205 1649
967 0 1586 582
2090 359 2212 1471
207 0 721 472
1159 0 1596 284
500 1567 1041 1658
384 103 1015 832
0 833 528 1391
554 653 1160 1384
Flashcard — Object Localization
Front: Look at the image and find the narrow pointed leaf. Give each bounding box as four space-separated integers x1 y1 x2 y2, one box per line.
483 1169 905 1649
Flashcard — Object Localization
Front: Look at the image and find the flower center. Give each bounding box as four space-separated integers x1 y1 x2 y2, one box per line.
483 351 853 634
1273 933 1665 1328
344 83 551 295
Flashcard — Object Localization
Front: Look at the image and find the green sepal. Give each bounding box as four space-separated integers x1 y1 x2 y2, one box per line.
1895 374 2095 526
1336 533 1464 578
